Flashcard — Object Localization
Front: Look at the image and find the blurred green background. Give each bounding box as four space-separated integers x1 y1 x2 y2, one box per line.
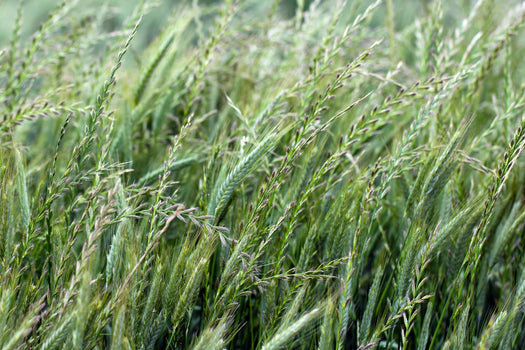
0 0 310 47
0 0 440 49
0 0 512 54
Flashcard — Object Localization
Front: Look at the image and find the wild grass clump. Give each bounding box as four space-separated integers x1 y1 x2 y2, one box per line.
1 0 525 348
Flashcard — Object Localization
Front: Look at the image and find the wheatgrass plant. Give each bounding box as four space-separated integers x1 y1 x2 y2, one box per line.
1 0 525 349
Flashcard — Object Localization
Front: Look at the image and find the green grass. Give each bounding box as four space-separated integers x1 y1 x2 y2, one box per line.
1 0 525 349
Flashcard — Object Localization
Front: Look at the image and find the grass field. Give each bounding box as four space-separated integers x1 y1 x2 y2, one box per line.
1 0 525 349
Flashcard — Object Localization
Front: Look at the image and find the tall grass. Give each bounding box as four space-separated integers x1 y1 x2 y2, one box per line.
1 0 525 349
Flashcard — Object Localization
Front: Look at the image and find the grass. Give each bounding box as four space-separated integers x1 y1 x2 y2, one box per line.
1 0 525 349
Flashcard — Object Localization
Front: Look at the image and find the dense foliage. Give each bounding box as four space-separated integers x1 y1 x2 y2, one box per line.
1 0 525 349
